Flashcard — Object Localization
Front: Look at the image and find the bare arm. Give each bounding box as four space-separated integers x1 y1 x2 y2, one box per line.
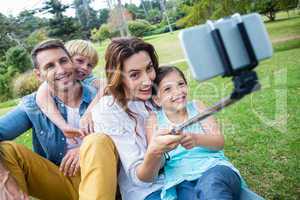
36 83 83 138
137 113 184 182
79 79 106 133
36 82 68 130
181 101 224 150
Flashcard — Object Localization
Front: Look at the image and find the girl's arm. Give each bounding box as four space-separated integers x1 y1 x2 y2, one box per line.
181 101 224 150
36 82 82 137
136 113 184 182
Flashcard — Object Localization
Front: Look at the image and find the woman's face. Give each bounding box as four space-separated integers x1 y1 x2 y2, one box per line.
122 51 156 101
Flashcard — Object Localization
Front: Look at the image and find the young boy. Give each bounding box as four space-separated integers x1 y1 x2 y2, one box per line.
36 39 105 138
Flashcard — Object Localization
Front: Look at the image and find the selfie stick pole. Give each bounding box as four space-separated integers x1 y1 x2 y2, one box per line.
172 14 261 134
171 71 260 134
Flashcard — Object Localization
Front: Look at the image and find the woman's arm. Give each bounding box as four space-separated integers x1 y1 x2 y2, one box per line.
137 113 184 182
181 101 224 150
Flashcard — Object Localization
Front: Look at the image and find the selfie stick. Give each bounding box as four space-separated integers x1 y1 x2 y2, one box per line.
172 14 261 134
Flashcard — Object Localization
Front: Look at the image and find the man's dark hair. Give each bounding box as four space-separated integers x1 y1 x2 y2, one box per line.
31 39 71 68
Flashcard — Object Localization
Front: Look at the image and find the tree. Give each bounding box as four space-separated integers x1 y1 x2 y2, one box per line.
74 0 100 38
253 0 298 21
99 8 110 25
40 0 83 40
0 13 16 58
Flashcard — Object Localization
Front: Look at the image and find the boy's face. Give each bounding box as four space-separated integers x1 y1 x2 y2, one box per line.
154 71 188 112
72 54 94 81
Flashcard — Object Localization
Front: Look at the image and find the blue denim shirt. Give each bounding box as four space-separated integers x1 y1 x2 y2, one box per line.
0 83 96 165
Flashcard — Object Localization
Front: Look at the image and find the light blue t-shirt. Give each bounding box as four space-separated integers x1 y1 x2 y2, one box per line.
156 101 243 200
82 74 98 89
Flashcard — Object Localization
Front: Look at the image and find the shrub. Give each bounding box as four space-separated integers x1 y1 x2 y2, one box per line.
5 46 32 73
13 71 40 97
91 24 111 42
128 20 152 37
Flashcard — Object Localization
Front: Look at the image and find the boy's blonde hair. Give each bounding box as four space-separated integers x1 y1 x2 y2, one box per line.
65 39 99 67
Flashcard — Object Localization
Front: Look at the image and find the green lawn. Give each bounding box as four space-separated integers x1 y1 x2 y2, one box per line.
0 14 299 199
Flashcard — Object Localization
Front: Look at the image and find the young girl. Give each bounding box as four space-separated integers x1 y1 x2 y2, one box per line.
146 66 244 200
36 39 106 137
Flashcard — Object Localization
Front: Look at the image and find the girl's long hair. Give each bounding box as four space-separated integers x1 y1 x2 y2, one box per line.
104 37 159 133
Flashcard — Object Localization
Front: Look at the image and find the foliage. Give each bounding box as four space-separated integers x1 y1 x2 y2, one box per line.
146 9 162 24
128 20 153 37
47 16 82 41
74 0 100 39
253 0 299 21
5 46 32 73
41 0 83 41
91 24 111 42
98 9 110 25
13 71 40 97
0 13 18 59
25 29 49 52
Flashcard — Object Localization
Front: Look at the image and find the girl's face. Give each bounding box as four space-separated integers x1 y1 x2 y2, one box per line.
122 51 156 101
72 54 94 81
154 70 188 112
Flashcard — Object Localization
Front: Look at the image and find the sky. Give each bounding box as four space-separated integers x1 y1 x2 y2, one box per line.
0 0 140 17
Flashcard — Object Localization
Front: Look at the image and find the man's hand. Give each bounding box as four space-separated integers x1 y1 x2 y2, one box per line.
79 112 94 134
0 171 29 200
59 147 80 177
180 133 197 149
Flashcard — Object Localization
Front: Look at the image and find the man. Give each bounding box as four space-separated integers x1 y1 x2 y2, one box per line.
0 40 118 200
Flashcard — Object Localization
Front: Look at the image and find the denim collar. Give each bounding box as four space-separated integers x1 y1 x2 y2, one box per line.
53 82 92 106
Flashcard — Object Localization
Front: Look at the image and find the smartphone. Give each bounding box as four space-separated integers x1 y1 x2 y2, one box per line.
179 13 273 82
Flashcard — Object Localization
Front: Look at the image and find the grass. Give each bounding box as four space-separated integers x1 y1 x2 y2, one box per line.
0 13 299 199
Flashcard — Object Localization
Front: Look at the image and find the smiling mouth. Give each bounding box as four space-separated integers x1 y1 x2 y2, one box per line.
55 73 72 81
139 87 152 94
171 95 186 103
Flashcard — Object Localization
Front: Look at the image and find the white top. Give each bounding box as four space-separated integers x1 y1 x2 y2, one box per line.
66 105 82 150
92 95 164 200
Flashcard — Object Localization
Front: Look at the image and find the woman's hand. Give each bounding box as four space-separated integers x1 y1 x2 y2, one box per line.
79 112 94 134
147 129 184 156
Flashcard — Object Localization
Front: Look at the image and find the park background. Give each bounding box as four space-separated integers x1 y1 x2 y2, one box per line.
0 0 299 199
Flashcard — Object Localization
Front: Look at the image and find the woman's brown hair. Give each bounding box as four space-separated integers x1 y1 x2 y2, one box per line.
104 37 159 132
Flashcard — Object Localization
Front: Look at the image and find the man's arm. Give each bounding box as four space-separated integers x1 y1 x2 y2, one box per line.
0 106 32 141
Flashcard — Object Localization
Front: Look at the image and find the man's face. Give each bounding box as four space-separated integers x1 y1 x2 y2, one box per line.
34 48 76 93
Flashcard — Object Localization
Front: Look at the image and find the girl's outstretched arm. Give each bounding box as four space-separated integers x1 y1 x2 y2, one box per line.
180 101 224 150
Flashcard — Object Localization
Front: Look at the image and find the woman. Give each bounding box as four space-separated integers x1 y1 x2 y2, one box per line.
92 37 184 200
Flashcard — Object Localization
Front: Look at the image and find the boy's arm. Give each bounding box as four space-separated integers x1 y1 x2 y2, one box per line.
79 80 106 133
36 82 83 138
